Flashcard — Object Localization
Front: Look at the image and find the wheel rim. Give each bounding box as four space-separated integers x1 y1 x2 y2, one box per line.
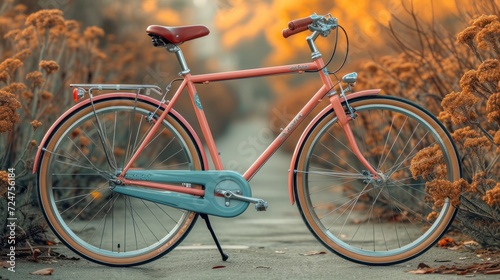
38 99 202 265
295 97 460 264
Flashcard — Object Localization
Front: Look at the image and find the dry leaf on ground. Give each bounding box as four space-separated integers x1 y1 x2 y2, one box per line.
299 251 326 256
212 265 225 269
407 261 500 275
30 268 54 275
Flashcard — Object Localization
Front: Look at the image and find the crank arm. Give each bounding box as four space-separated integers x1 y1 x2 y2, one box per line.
215 189 268 211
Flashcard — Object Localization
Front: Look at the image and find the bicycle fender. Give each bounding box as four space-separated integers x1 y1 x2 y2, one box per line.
287 89 380 204
32 93 208 173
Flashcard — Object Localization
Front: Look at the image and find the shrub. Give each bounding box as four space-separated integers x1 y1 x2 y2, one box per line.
357 3 499 248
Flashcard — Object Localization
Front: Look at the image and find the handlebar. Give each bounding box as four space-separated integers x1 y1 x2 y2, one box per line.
282 13 338 39
282 24 309 38
288 16 313 30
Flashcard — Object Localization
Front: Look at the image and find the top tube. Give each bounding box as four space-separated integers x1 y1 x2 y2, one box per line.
189 62 320 83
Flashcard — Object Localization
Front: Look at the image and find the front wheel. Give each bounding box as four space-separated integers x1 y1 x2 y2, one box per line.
37 96 205 266
293 95 461 265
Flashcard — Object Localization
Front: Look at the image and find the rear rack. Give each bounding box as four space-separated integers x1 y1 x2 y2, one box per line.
70 84 162 94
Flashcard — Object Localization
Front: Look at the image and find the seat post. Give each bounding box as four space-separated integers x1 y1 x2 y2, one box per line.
166 44 190 75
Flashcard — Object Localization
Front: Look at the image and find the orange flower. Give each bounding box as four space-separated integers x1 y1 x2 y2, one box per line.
487 93 500 124
21 91 33 100
441 90 479 124
83 26 105 41
31 120 42 129
25 9 65 30
0 90 21 132
79 136 91 147
483 183 500 206
12 49 32 61
0 58 23 76
4 29 21 41
70 128 82 139
64 20 80 32
0 171 8 197
410 144 445 180
13 4 28 13
494 130 500 145
0 71 8 83
26 71 45 88
425 178 467 207
463 136 493 157
39 60 59 75
476 20 500 51
471 15 498 28
452 126 480 143
41 91 53 100
437 111 452 123
2 82 27 94
477 59 500 83
457 25 478 45
362 61 379 74
29 140 38 148
459 70 479 95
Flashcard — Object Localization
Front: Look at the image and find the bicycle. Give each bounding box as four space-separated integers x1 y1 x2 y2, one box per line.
33 13 461 267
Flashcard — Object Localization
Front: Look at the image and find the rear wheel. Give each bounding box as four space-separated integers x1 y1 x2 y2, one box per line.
37 96 204 266
293 95 461 265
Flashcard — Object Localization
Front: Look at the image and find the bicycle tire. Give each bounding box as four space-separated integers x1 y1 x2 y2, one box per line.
293 95 461 265
37 96 205 266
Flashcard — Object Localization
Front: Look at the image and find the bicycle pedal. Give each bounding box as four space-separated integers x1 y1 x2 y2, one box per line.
255 200 268 211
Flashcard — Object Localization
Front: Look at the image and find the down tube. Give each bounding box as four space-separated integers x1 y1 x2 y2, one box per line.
243 84 331 181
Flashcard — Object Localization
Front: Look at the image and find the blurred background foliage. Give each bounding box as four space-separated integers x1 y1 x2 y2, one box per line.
0 0 498 249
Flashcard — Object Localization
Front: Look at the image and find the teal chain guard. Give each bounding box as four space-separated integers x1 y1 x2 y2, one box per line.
113 170 251 218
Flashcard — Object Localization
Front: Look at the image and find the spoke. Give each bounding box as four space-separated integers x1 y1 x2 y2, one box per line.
131 115 145 157
322 131 363 174
141 200 170 233
127 196 139 251
379 115 408 169
147 137 178 168
44 146 102 174
297 169 366 180
56 185 109 216
376 110 393 170
112 111 117 154
85 194 121 243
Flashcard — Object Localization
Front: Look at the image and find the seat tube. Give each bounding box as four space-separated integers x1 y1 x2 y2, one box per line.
185 76 224 170
170 45 222 169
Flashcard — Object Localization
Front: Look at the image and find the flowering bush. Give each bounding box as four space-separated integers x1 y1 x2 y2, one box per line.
357 6 499 248
0 4 111 246
429 14 499 247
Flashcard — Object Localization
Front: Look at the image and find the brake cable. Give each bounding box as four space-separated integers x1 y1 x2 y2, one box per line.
305 24 349 75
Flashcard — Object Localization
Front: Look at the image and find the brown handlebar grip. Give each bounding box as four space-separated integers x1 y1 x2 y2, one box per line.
282 25 309 38
288 16 313 30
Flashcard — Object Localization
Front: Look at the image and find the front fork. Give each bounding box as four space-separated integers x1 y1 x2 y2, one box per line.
329 93 380 181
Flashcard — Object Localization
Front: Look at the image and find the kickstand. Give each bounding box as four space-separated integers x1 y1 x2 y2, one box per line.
200 213 229 261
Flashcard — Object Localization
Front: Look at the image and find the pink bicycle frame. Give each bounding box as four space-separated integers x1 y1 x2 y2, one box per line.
120 58 329 178
116 55 379 201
